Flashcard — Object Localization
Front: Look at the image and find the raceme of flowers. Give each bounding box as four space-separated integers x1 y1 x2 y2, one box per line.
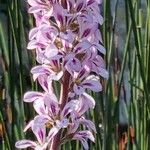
15 0 108 150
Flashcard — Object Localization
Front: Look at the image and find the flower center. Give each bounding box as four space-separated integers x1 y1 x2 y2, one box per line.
70 21 79 31
54 38 63 49
45 121 53 128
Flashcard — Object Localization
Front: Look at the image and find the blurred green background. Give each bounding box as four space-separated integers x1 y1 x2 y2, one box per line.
0 0 150 149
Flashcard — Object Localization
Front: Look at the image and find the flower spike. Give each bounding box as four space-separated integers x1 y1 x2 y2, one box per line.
16 0 107 149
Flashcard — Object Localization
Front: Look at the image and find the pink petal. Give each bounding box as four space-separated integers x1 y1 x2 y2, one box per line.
28 6 45 14
73 130 95 142
73 84 85 95
32 116 47 145
56 119 69 128
33 99 47 115
35 49 46 64
75 0 86 11
61 100 79 118
48 126 60 141
24 120 34 132
27 40 37 49
81 93 95 109
38 75 52 92
68 121 79 134
82 28 91 38
73 131 95 150
74 40 92 54
94 43 106 54
48 71 63 81
29 27 39 40
31 65 52 80
31 65 50 75
55 71 64 80
79 118 96 133
87 0 96 5
80 23 94 39
43 94 59 116
94 29 103 43
41 26 58 43
24 91 44 102
67 0 75 10
45 8 54 17
92 8 104 24
28 0 41 6
81 139 89 150
65 57 82 75
89 56 108 79
77 65 90 81
59 31 75 43
33 115 49 126
78 93 95 115
45 44 58 59
82 76 102 92
15 140 36 149
53 4 66 27
98 68 109 79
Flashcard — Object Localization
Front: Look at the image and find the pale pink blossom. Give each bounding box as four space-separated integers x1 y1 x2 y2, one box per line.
73 130 95 150
16 0 107 149
15 116 49 150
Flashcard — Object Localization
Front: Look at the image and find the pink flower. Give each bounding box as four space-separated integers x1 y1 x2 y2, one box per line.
83 49 109 79
72 130 95 150
15 116 49 150
31 64 63 81
23 91 80 140
16 0 107 149
67 92 96 134
28 0 54 18
67 65 102 95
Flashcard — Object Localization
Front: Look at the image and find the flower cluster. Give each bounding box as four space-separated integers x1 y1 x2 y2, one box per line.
15 0 108 149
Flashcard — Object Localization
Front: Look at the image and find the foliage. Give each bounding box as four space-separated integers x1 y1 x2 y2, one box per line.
0 0 150 149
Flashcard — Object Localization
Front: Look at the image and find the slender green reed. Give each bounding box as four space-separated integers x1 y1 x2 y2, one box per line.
0 0 149 149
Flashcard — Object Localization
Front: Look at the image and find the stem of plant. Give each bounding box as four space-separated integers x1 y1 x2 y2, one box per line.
50 71 71 150
51 0 71 146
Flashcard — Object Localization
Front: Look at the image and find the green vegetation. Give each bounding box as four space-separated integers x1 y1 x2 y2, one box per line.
0 0 150 149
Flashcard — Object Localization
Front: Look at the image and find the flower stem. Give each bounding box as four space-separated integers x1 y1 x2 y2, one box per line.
50 70 70 150
61 0 67 8
60 70 71 109
50 1 70 148
50 132 61 150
